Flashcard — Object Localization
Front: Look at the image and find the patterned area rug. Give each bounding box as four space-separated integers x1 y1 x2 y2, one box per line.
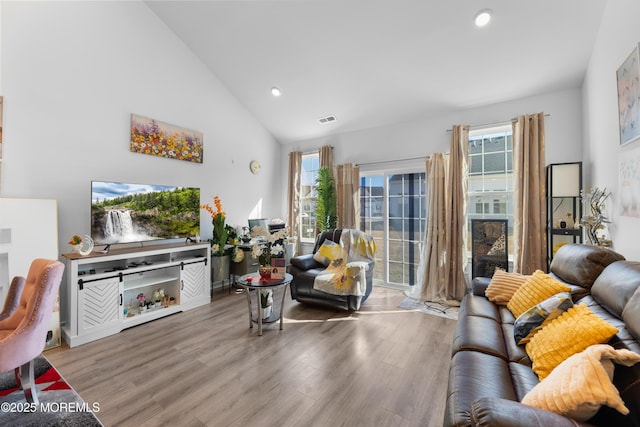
399 297 460 320
0 355 103 426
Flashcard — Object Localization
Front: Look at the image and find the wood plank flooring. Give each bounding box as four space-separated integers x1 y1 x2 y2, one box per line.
45 285 456 427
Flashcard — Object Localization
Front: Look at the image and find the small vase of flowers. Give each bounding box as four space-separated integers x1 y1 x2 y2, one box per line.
251 225 287 281
137 293 147 312
68 234 83 253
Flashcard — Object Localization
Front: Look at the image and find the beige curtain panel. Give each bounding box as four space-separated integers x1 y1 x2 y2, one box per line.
287 151 302 255
418 125 469 304
446 124 469 300
319 145 333 170
335 163 360 229
417 153 448 302
512 113 547 274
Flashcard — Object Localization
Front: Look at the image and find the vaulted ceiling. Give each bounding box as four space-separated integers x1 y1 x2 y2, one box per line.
146 0 608 144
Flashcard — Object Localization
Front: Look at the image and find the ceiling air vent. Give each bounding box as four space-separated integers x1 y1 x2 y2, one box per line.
318 115 337 124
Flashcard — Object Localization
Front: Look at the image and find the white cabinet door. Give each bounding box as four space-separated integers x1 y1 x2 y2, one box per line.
180 261 206 304
77 276 122 336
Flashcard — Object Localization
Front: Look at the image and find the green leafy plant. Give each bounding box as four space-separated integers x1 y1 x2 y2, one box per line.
315 166 337 234
260 289 273 308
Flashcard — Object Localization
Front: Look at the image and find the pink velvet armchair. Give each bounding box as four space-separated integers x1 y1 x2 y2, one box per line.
0 259 64 404
0 276 26 321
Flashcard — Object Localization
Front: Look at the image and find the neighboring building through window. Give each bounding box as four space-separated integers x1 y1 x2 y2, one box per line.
300 152 319 242
468 125 514 256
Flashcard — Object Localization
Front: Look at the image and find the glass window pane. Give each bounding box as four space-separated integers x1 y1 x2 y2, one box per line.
388 240 403 262
388 175 403 196
469 138 483 154
388 218 403 239
484 152 505 173
484 135 505 152
404 196 422 218
388 262 403 284
403 219 422 241
470 156 483 175
388 197 402 218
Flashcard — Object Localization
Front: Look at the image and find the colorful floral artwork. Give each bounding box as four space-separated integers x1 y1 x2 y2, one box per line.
130 114 203 163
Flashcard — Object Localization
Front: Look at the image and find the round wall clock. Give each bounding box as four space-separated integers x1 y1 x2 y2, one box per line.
250 160 261 174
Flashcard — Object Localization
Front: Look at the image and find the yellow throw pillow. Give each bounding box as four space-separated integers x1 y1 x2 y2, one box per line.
513 292 573 345
525 303 618 380
485 270 530 305
507 270 571 318
522 344 640 421
313 240 342 267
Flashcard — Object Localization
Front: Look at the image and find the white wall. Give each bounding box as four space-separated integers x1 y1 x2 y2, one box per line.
281 88 584 216
583 0 640 260
1 1 282 251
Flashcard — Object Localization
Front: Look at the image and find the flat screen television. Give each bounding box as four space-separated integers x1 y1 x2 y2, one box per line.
91 181 200 246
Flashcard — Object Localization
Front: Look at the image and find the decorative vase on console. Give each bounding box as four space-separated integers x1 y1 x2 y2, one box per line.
201 195 232 283
68 234 83 253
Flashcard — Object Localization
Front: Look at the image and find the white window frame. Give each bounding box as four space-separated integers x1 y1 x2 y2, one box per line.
468 124 514 258
299 151 320 243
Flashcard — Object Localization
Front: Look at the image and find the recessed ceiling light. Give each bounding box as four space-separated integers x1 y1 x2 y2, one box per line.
474 9 492 27
271 87 282 97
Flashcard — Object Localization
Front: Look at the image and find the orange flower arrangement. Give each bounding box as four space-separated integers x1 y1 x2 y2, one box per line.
68 235 83 245
201 196 228 256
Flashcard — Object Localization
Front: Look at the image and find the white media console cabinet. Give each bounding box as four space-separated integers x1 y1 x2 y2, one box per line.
61 242 211 347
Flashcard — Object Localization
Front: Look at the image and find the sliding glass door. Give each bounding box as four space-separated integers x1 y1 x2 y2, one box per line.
360 171 426 289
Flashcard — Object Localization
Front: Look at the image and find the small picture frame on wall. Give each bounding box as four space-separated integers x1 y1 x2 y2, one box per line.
617 43 640 146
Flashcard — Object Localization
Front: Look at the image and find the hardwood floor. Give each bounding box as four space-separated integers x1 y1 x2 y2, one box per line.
46 285 456 427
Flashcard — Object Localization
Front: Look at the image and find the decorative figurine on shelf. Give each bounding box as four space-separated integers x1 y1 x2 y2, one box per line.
565 212 574 228
574 217 581 230
581 187 612 247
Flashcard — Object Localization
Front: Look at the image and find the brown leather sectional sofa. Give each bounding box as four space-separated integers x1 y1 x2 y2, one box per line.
444 243 640 427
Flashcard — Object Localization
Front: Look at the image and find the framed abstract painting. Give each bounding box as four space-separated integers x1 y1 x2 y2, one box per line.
617 43 640 146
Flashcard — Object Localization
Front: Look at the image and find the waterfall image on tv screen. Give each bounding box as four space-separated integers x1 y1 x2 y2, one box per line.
91 181 200 245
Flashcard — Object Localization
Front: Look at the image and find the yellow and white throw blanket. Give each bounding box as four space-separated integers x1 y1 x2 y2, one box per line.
313 230 377 296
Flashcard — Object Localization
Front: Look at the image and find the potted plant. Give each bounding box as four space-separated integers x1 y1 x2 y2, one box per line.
201 195 231 282
315 166 337 234
152 289 164 308
68 234 83 253
137 293 146 312
260 289 273 319
250 226 286 280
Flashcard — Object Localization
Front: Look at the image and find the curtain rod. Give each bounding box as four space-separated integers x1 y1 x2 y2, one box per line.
445 113 550 132
355 155 430 167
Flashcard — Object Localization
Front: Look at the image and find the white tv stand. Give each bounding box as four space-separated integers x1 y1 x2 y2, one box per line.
61 241 210 347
